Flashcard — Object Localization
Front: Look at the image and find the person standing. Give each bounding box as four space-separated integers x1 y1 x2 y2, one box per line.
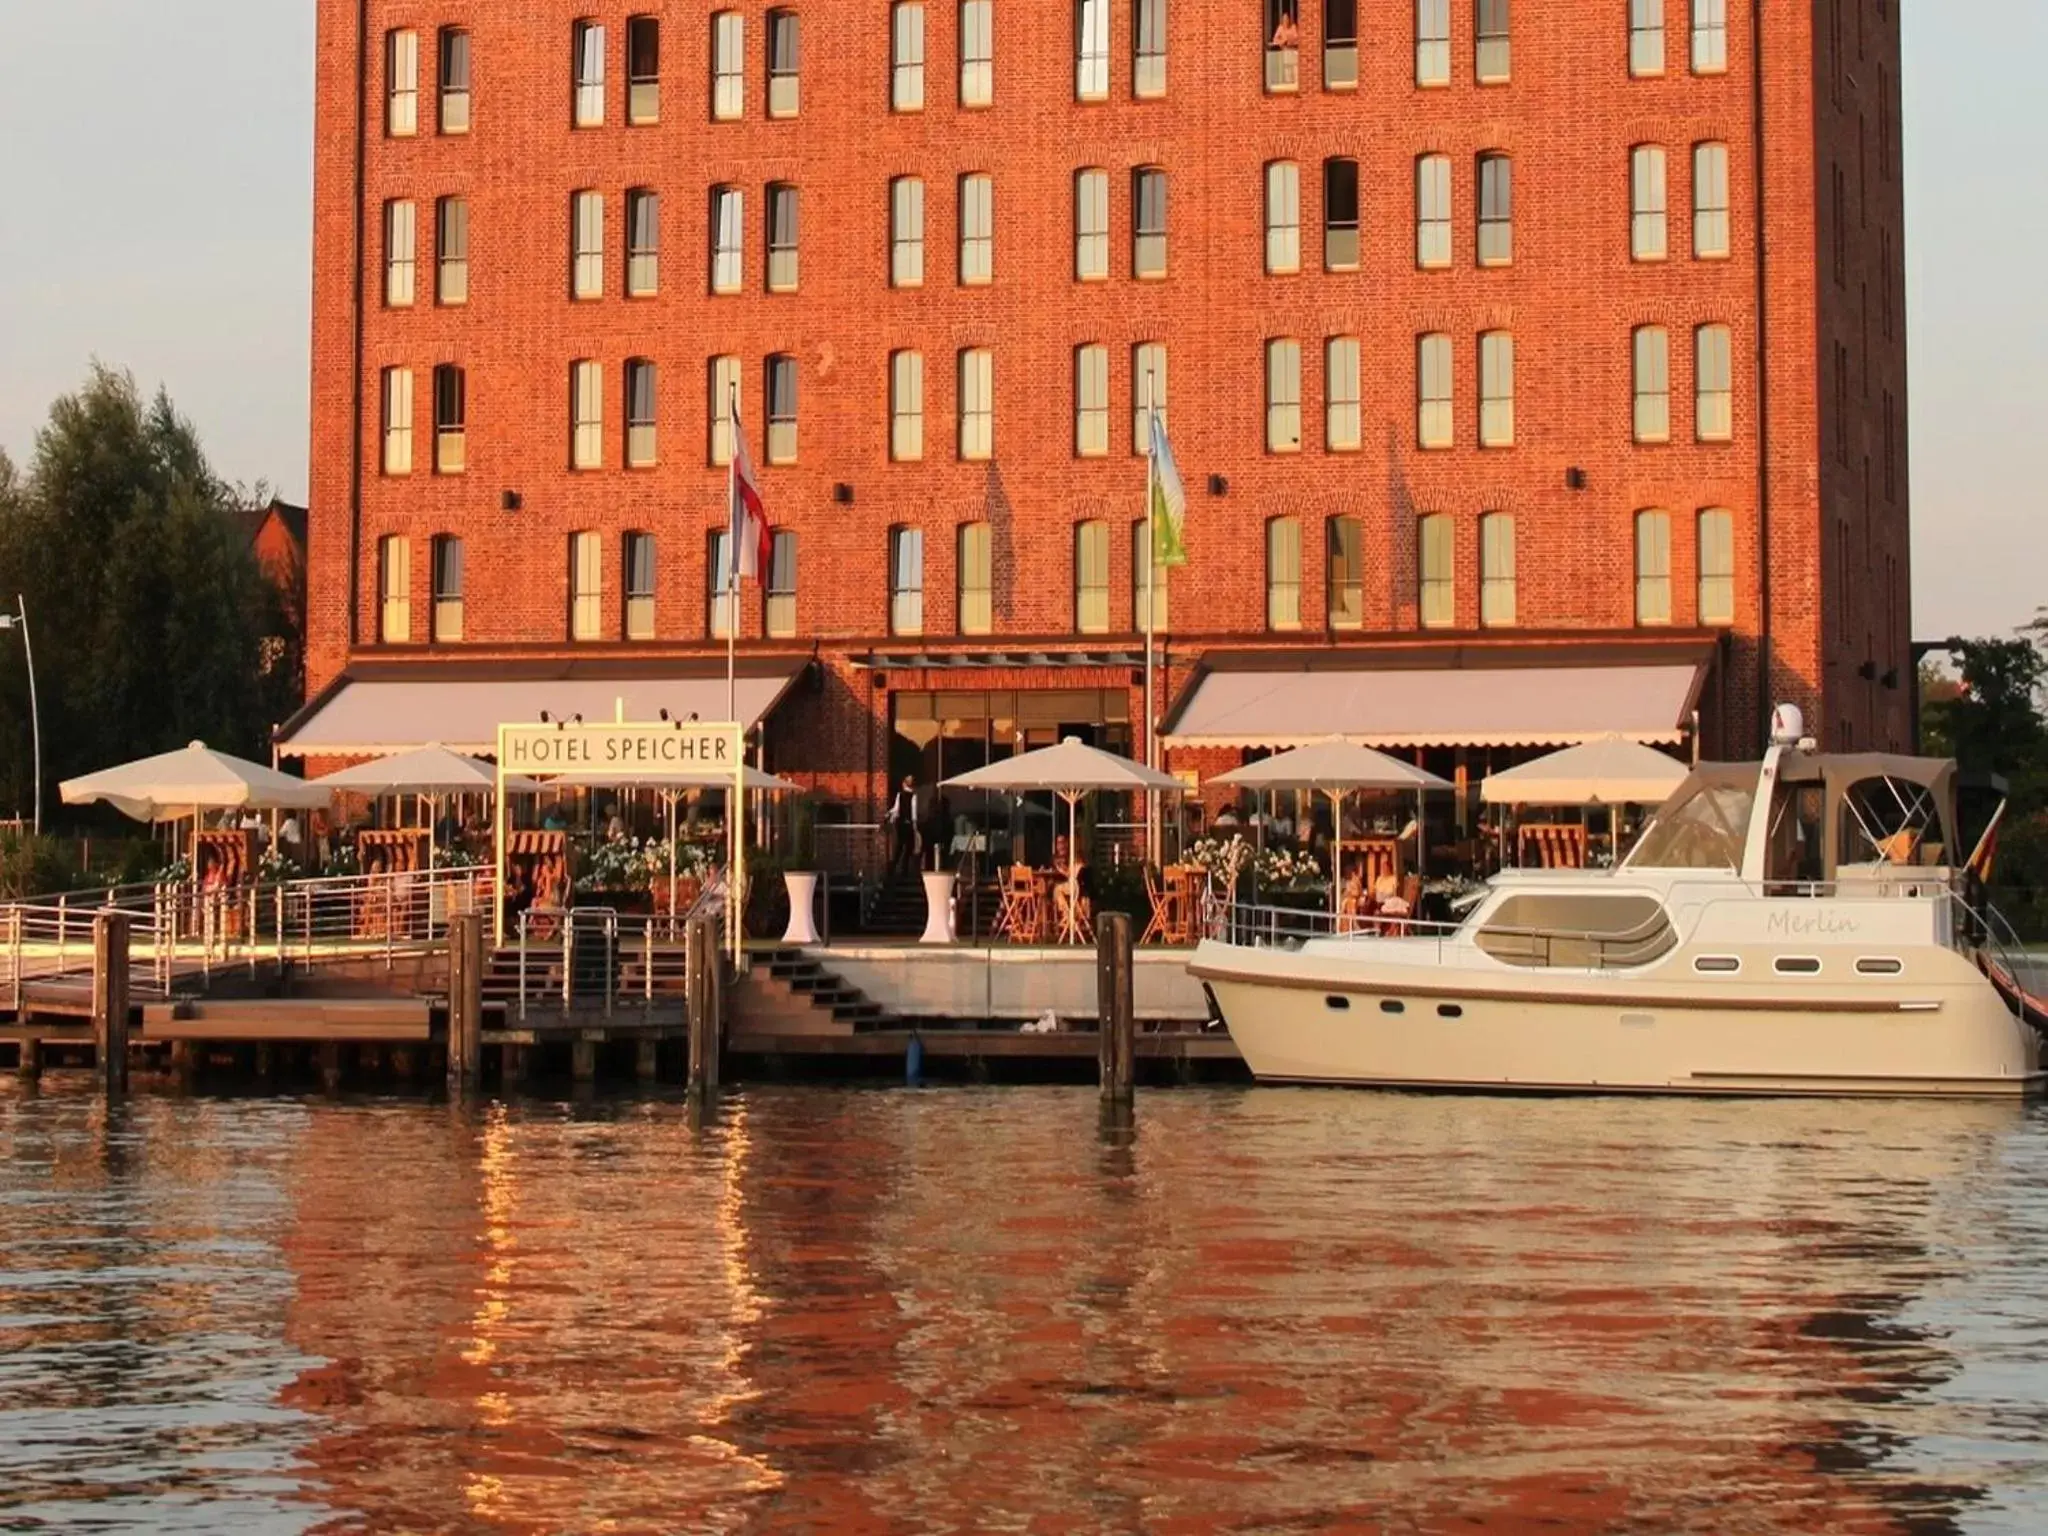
887 775 920 877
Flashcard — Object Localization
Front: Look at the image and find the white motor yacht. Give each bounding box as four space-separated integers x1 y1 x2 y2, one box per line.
1190 708 2048 1097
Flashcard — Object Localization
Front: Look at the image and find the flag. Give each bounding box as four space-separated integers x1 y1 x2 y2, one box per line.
1148 409 1187 568
727 402 773 584
1967 800 2007 882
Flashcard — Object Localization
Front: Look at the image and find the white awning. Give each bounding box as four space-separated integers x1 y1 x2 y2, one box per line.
1162 663 1705 750
277 670 801 758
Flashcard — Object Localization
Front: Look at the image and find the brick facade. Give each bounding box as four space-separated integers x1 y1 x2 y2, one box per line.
305 0 1912 807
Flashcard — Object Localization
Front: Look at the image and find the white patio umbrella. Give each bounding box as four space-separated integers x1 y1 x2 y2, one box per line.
1478 735 1688 807
62 740 330 864
943 738 1184 926
314 745 544 868
1214 740 1452 902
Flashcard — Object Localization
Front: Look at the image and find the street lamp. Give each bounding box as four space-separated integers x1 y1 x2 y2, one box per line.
0 594 43 836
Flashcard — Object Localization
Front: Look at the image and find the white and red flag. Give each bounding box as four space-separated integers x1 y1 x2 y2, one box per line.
728 402 773 583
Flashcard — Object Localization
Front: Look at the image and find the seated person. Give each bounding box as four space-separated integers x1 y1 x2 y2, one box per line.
1374 874 1410 920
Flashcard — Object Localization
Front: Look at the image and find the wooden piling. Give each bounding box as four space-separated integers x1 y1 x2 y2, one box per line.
447 911 484 1093
92 912 132 1098
16 1036 41 1081
635 1037 659 1082
1097 911 1135 1103
318 1041 343 1092
169 1039 197 1089
687 912 721 1094
572 1038 598 1081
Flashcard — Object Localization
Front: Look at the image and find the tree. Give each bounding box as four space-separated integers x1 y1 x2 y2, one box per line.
0 365 292 826
1922 631 2048 937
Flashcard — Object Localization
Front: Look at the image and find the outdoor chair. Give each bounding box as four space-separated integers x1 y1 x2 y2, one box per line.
1141 865 1172 946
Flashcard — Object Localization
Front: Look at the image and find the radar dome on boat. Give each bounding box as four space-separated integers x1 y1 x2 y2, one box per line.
1770 703 1806 747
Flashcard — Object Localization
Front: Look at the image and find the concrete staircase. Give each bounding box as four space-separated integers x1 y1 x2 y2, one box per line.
732 946 896 1035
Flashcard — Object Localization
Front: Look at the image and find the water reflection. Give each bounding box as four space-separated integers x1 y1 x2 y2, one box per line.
3 1085 2048 1531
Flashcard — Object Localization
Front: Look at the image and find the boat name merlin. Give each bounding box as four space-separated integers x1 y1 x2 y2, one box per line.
1765 910 1861 939
499 723 739 773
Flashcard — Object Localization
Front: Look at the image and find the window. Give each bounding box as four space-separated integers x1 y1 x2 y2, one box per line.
1635 511 1672 624
624 532 657 640
1325 0 1359 89
571 360 603 469
890 526 925 635
1077 0 1110 100
1265 339 1302 453
1417 333 1453 448
572 531 604 641
1260 161 1301 274
381 367 413 475
1075 344 1109 457
384 200 415 307
628 15 660 123
958 348 993 459
961 0 994 105
1629 0 1664 77
958 173 993 285
436 196 468 305
766 354 797 464
433 364 465 473
1695 323 1732 441
1416 154 1451 268
572 190 604 298
1074 520 1111 633
767 531 798 637
387 29 419 136
432 535 463 642
1135 0 1166 97
1698 509 1734 625
713 11 744 120
1327 515 1363 629
573 20 606 126
711 186 744 293
1693 141 1730 258
1476 0 1510 83
626 358 658 466
1134 519 1169 632
1477 152 1512 265
1416 0 1450 86
893 3 926 110
1267 517 1302 629
439 28 471 133
1326 337 1361 451
1265 0 1301 92
1633 326 1670 443
1133 167 1167 277
708 355 740 465
1692 0 1727 74
890 350 924 461
769 9 801 116
378 535 411 642
1480 513 1516 626
958 523 993 634
1418 513 1454 628
626 189 659 296
1132 342 1167 455
1324 158 1360 270
890 177 924 287
1479 331 1514 447
707 530 735 638
768 183 799 292
1075 169 1110 279
1631 145 1668 260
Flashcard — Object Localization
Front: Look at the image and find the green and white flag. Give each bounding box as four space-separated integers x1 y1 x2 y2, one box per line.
1148 409 1188 568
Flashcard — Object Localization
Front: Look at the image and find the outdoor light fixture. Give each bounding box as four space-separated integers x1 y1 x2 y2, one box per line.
1858 660 1878 681
501 490 521 511
832 483 854 504
0 595 41 835
659 708 670 721
1565 467 1588 490
1207 474 1228 496
1882 669 1901 690
538 710 550 723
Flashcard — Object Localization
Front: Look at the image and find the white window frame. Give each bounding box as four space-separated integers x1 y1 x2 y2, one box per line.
436 196 468 305
1265 161 1301 274
385 199 416 307
709 355 740 465
626 189 659 296
958 173 993 286
769 9 801 117
1266 517 1302 630
627 15 660 124
1327 515 1363 630
572 190 604 299
890 177 925 288
1632 145 1668 261
1417 333 1453 448
1076 0 1110 100
960 0 993 106
958 522 993 634
381 367 413 475
1075 344 1109 458
1416 153 1452 268
379 535 412 642
571 530 605 641
1132 342 1167 455
1633 326 1671 444
1475 0 1510 83
711 186 744 294
573 20 606 126
1133 167 1168 278
1695 323 1733 441
713 11 745 120
958 347 993 460
1693 141 1731 259
387 29 419 136
1134 0 1167 97
1480 512 1516 627
1635 510 1672 625
768 183 799 293
439 28 471 133
1075 169 1110 280
889 526 925 635
1418 513 1455 628
1629 0 1664 77
571 360 604 469
891 350 925 462
1326 336 1361 451
1415 0 1450 86
1692 0 1728 75
1074 520 1111 634
1698 508 1735 625
1477 152 1512 266
625 530 658 640
893 3 926 111
626 359 658 467
766 353 798 464
1265 338 1302 453
1479 330 1514 447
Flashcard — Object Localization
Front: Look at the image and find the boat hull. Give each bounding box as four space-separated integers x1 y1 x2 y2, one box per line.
1192 940 2043 1098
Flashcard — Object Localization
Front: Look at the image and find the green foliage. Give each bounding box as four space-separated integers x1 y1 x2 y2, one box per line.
0 830 84 900
0 366 298 827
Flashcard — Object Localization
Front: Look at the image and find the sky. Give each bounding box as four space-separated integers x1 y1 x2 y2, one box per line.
0 2 2041 639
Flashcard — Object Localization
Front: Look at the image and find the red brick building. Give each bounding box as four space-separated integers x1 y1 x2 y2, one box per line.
288 0 1911 833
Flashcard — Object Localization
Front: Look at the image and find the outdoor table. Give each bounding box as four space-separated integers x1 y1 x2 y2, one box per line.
919 871 957 944
782 870 821 945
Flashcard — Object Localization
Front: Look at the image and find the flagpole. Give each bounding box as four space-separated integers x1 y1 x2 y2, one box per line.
1144 370 1159 870
725 387 739 726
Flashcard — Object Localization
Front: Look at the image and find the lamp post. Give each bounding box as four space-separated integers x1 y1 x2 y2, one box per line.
0 595 42 836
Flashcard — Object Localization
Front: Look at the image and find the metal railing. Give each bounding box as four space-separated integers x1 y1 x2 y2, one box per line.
498 904 697 1020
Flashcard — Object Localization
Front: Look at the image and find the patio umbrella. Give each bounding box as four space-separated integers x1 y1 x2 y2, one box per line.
62 740 331 864
1214 740 1452 903
1478 735 1687 807
314 744 544 868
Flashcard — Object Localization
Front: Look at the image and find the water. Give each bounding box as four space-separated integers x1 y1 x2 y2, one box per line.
4 1087 2048 1534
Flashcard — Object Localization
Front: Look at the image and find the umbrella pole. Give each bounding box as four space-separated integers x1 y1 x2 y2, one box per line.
1329 787 1342 916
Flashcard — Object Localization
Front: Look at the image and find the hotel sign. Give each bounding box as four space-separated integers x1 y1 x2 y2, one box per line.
497 721 745 777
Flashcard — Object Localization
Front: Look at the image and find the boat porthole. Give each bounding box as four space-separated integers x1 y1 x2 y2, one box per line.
1325 995 1351 1011
1695 956 1741 974
1438 1004 1464 1019
1775 956 1822 976
1380 1000 1405 1015
1856 957 1903 976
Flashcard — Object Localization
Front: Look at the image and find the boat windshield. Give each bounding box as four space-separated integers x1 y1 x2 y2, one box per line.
1625 767 1758 872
